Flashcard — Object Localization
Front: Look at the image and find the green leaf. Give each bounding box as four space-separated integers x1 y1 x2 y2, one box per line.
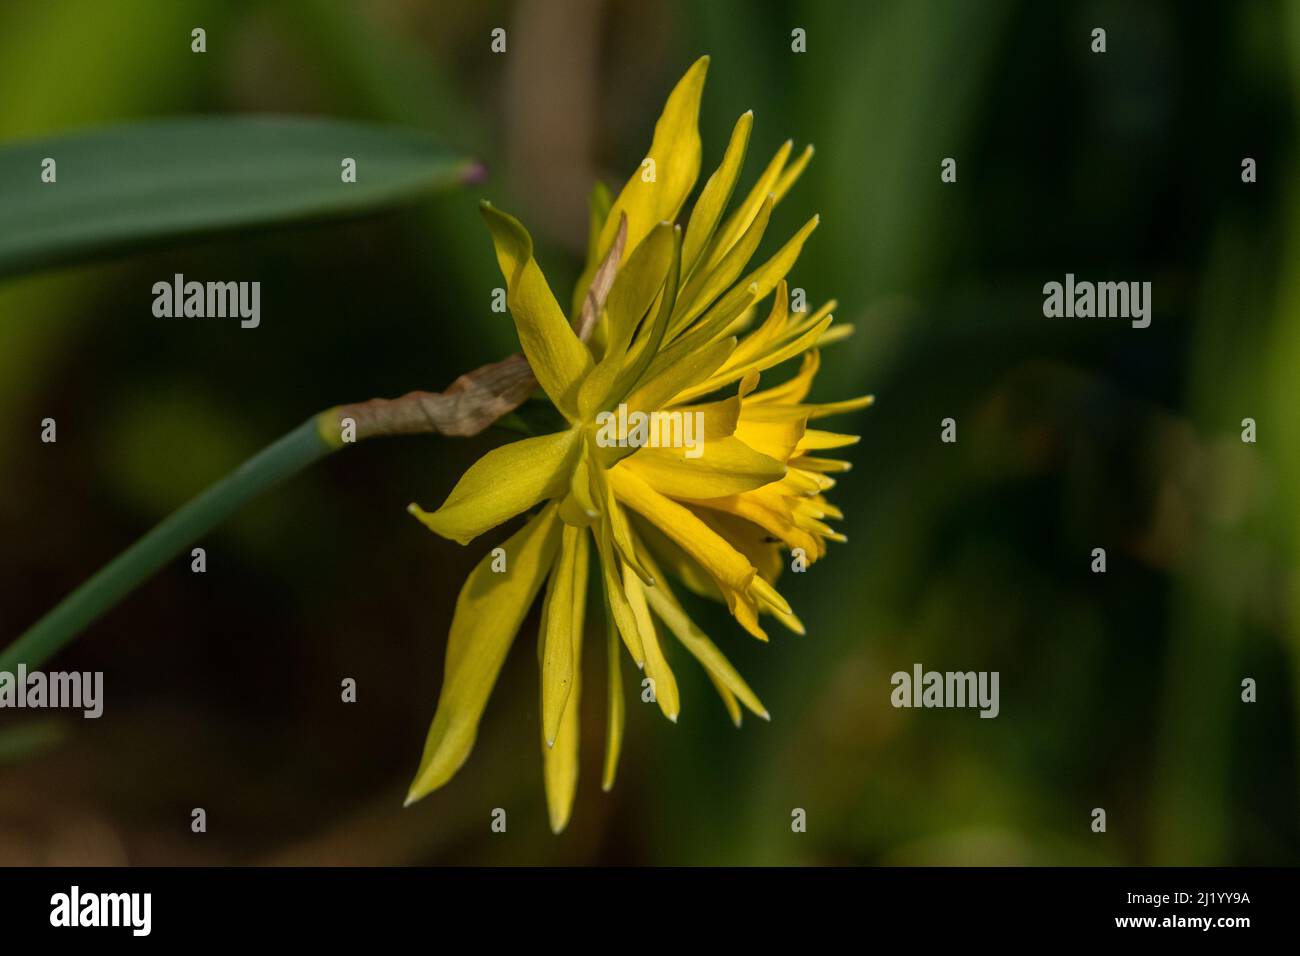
0 116 483 279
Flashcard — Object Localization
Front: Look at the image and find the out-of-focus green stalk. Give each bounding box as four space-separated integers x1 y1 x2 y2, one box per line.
0 415 336 672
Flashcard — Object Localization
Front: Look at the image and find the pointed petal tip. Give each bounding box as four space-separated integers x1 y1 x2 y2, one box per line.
667 712 679 724
760 710 772 722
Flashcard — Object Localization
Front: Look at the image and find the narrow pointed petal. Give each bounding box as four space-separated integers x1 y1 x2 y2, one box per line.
611 226 683 402
406 506 562 805
791 455 853 473
681 110 753 277
409 429 580 545
707 669 744 726
610 464 756 595
601 597 626 791
771 144 814 204
625 336 736 420
673 195 772 332
639 552 769 721
624 568 680 721
596 526 647 664
574 56 709 311
750 349 820 406
541 524 588 746
481 203 593 417
578 221 676 415
798 429 861 451
702 139 792 275
542 597 584 834
732 214 820 313
623 436 786 499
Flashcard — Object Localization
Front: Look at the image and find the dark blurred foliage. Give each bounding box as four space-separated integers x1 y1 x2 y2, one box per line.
1 0 1297 865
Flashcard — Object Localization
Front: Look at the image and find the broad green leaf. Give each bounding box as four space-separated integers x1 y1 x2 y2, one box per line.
0 116 482 279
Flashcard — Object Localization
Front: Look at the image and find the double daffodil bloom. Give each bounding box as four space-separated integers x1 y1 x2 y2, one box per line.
405 56 871 832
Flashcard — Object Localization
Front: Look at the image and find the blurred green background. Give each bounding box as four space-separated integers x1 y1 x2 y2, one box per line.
2 0 1298 865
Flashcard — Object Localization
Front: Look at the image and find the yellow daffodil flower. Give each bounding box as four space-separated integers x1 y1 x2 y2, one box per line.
405 55 871 832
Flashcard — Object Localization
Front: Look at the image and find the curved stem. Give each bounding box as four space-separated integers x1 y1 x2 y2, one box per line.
2 350 541 673
1 415 336 672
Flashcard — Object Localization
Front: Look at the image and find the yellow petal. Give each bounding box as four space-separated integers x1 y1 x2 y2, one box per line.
573 56 709 313
749 349 819 406
595 521 646 665
624 568 680 721
701 139 792 276
623 436 786 498
672 195 772 333
797 429 860 451
730 214 820 318
681 110 753 277
816 322 855 347
409 429 579 545
734 412 807 462
630 511 723 602
672 393 741 444
610 464 755 595
639 564 768 721
677 313 832 405
557 443 600 527
622 335 736 428
609 225 683 403
707 670 743 726
542 578 584 834
481 203 593 417
606 220 677 349
405 505 562 805
771 144 814 204
791 455 853 474
799 394 876 420
593 462 654 586
601 596 626 791
541 523 589 747
578 221 676 417
688 484 822 559
689 506 785 585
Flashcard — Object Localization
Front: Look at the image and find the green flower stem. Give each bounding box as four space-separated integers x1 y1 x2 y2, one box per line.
0 414 338 673
1 352 537 674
